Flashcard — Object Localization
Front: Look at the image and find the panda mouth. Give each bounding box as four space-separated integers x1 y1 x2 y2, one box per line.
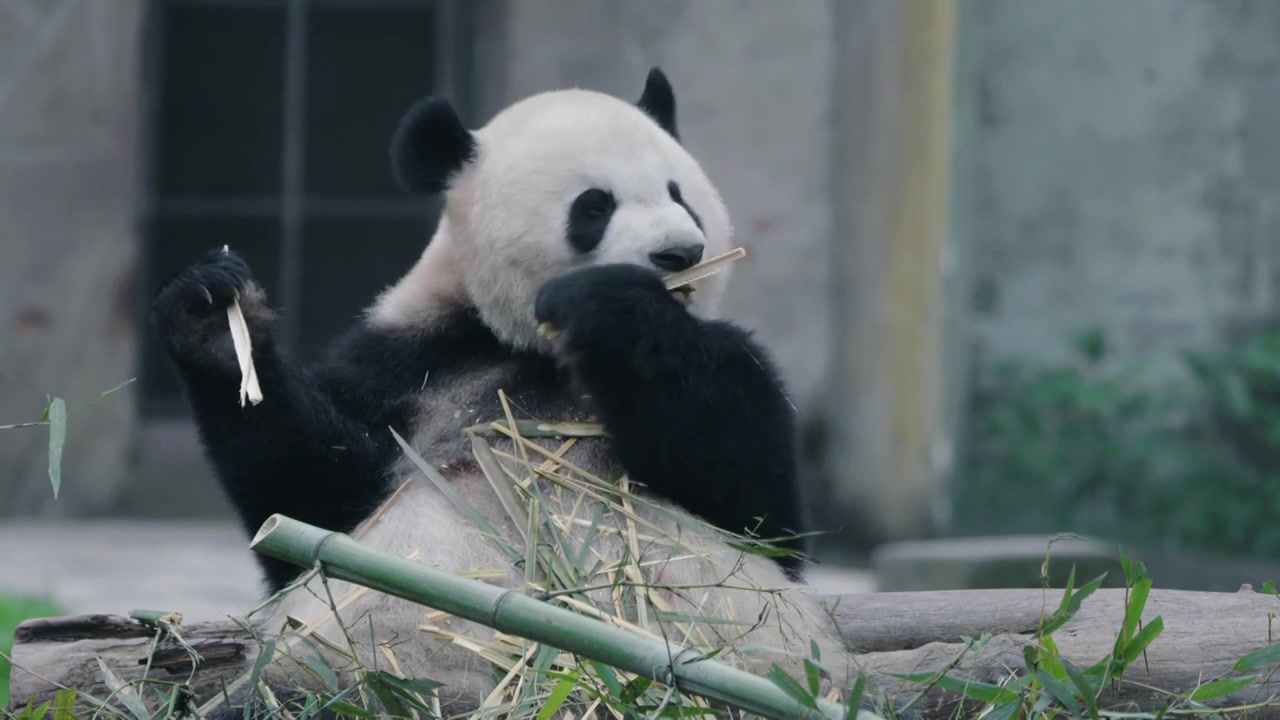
670 285 695 306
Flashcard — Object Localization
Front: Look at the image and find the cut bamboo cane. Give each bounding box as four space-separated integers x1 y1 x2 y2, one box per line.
250 513 863 720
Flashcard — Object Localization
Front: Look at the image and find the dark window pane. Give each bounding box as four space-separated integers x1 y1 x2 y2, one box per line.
296 217 433 359
304 3 436 197
155 4 285 196
141 218 282 417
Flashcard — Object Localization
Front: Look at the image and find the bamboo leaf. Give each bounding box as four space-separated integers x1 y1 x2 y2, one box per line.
1040 573 1107 635
1056 563 1078 614
362 671 414 718
71 378 136 416
25 699 51 720
52 690 76 720
390 427 522 564
1233 642 1280 672
845 675 866 720
302 653 338 692
47 397 66 499
886 671 1018 705
981 701 1022 720
767 664 818 710
1061 659 1099 720
724 541 799 558
588 660 623 697
1121 616 1164 666
1122 578 1152 642
804 661 824 699
95 657 148 720
243 638 276 720
536 677 580 720
1035 670 1079 712
377 672 444 696
1185 675 1258 701
323 700 371 718
619 676 652 705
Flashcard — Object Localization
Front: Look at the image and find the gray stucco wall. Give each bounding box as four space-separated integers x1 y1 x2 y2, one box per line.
0 0 143 517
962 0 1280 374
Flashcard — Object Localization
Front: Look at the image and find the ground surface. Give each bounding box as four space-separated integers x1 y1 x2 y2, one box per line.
0 520 876 620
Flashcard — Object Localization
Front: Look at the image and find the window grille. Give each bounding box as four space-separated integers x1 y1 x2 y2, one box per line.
138 0 472 417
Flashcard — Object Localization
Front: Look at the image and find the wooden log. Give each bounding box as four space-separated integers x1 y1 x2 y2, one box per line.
7 614 257 713
10 588 1280 717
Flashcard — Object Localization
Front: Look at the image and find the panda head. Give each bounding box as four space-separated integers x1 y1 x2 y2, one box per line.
384 67 734 350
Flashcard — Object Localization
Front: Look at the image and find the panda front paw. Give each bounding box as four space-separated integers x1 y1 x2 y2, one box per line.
152 248 270 359
535 264 685 346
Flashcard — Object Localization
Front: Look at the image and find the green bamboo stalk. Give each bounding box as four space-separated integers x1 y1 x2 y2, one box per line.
251 514 863 720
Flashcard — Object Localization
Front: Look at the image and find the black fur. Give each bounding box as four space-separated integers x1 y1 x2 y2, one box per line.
390 96 476 194
535 263 807 576
638 67 679 140
566 187 617 254
151 249 564 591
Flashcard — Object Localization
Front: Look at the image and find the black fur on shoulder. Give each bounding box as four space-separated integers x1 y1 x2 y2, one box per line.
536 263 809 577
637 67 679 140
390 96 477 194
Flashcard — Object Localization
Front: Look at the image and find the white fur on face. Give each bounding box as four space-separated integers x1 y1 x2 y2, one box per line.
436 88 734 349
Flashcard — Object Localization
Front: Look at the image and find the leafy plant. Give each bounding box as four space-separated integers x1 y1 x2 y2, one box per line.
892 546 1280 718
953 326 1280 559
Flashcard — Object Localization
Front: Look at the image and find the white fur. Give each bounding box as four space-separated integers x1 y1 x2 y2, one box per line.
258 87 850 713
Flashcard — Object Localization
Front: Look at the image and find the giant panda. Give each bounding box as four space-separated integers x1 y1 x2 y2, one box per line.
152 67 851 717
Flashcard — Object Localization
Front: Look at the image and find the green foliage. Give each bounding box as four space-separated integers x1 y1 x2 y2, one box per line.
0 596 64 710
893 553 1280 718
953 327 1280 558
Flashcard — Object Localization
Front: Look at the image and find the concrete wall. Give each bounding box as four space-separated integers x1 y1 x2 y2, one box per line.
0 0 144 518
960 0 1280 375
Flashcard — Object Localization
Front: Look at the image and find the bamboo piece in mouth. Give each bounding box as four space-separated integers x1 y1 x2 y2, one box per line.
538 246 747 340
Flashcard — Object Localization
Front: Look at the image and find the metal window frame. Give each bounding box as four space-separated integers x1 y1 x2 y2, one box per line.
135 0 473 416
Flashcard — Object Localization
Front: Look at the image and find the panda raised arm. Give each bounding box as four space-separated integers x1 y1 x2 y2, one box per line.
152 67 847 717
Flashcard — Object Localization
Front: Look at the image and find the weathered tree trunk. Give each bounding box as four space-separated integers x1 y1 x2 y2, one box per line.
10 588 1280 718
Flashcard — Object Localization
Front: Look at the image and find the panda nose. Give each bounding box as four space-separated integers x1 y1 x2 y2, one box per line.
649 243 704 272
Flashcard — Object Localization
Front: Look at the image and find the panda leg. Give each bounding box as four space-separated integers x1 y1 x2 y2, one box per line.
152 249 395 590
534 264 808 577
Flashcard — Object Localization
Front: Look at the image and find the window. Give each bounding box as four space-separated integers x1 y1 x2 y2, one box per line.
138 0 471 417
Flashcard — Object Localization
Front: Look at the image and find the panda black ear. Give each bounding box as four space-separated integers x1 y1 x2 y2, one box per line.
637 67 679 141
390 96 477 194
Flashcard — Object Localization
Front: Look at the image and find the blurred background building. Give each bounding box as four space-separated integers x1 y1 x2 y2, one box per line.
3 0 1280 587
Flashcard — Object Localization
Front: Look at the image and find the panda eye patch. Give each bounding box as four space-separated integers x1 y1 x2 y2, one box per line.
567 188 617 254
576 189 615 218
